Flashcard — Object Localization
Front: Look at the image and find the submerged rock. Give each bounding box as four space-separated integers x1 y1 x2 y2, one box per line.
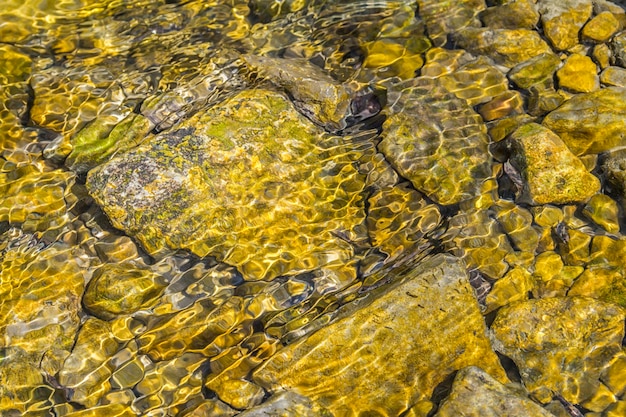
542 87 626 155
243 55 379 132
416 0 485 47
87 88 368 281
379 78 492 205
508 53 562 90
508 123 600 204
82 262 167 320
237 391 331 417
434 366 555 417
537 0 593 51
479 0 540 30
556 54 600 93
491 296 625 404
452 27 553 67
252 254 507 416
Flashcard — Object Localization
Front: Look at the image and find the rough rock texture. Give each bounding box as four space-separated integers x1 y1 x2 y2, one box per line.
557 53 600 92
582 10 621 42
87 88 368 281
434 366 555 417
604 148 626 198
379 78 492 205
542 87 626 155
479 0 540 30
508 123 600 204
601 66 626 86
452 27 554 67
508 53 562 89
252 254 507 416
491 296 626 404
537 0 593 51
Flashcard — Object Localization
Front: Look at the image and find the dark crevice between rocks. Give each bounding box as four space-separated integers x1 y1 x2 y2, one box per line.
427 370 458 416
495 352 522 384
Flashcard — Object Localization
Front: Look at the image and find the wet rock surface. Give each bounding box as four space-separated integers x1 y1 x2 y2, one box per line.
3 0 626 415
491 297 626 404
253 254 506 416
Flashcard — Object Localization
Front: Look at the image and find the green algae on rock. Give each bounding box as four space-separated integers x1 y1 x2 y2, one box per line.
542 87 626 155
252 254 507 416
434 366 555 417
87 88 368 281
491 296 626 404
508 123 600 204
379 78 492 205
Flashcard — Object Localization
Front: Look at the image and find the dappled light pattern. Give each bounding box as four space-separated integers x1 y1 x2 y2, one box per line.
3 0 626 415
88 89 369 281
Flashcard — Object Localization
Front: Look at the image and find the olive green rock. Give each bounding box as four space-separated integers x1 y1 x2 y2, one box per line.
509 123 600 204
83 262 167 320
434 366 555 417
538 0 593 51
87 88 368 281
252 254 507 416
582 194 620 233
452 27 554 67
542 87 626 155
604 148 626 199
379 78 492 205
491 296 626 404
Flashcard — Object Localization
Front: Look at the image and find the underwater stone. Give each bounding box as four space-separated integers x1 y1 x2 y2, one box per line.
58 318 120 407
366 182 441 266
416 0 485 47
452 27 553 67
542 87 626 155
434 366 555 417
491 296 626 404
485 267 534 313
83 262 167 320
582 11 621 42
603 148 626 198
379 78 492 205
0 44 32 85
556 53 600 93
253 254 507 416
508 123 600 204
0 232 86 375
593 43 612 69
537 0 593 51
508 53 562 89
479 0 540 30
243 55 364 132
237 391 331 417
205 375 264 410
87 88 368 281
600 66 626 86
582 194 620 233
569 266 626 308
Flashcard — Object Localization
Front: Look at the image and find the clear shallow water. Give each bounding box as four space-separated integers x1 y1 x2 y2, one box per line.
2 0 626 416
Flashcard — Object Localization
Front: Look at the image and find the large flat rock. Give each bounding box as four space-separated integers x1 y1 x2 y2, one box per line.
87 89 368 281
252 254 507 416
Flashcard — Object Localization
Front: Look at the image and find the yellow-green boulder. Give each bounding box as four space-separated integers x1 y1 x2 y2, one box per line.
491 296 625 404
509 123 600 204
253 254 507 416
542 87 626 155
